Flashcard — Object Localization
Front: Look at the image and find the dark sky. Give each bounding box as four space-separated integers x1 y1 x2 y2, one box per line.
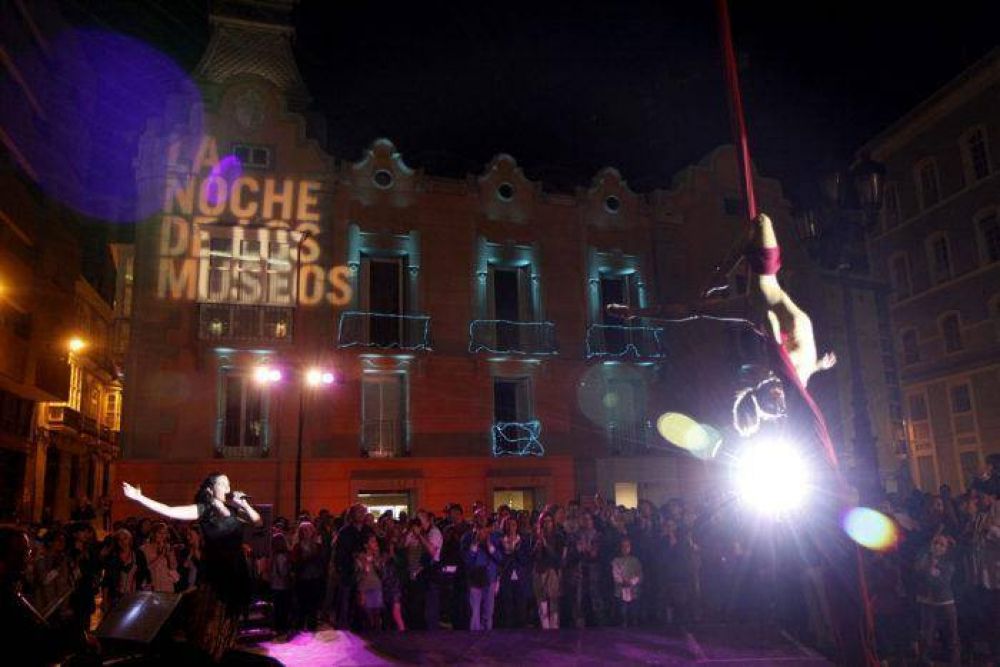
72 0 1000 203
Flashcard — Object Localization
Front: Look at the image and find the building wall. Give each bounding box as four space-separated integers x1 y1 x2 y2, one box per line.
863 50 1000 491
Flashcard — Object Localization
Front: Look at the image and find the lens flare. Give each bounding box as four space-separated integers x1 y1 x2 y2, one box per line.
656 412 721 456
842 507 899 551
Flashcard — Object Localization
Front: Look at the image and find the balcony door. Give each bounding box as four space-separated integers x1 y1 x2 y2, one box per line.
361 254 407 347
489 265 532 350
599 271 639 352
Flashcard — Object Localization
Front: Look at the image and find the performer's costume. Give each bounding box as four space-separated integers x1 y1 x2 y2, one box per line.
185 504 253 661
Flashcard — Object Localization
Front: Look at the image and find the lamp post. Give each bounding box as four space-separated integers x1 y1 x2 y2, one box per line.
795 157 890 502
256 364 335 518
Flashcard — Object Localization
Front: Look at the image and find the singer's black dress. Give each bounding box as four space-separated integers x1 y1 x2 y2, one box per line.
186 503 252 661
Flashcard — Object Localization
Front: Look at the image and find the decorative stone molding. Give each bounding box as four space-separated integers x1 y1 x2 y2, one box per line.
478 154 540 224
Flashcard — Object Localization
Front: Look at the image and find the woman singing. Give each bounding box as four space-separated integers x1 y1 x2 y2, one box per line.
122 473 261 661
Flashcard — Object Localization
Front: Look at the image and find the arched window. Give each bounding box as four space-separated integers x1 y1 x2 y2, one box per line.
960 126 992 183
975 208 1000 265
915 158 941 209
926 233 952 285
940 313 963 353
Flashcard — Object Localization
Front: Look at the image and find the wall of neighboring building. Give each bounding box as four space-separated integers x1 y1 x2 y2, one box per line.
864 51 1000 491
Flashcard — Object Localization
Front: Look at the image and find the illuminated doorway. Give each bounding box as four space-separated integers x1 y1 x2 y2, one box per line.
493 488 535 512
357 490 411 520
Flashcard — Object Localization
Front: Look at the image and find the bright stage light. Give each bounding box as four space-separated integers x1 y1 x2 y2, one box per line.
733 438 811 515
842 507 898 551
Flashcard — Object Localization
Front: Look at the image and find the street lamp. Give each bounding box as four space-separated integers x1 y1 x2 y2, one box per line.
255 363 335 517
795 159 888 502
68 337 87 353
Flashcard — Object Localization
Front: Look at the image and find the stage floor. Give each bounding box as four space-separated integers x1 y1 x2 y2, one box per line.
245 625 831 666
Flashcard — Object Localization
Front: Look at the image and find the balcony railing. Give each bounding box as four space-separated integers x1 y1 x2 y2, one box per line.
81 415 99 437
198 304 294 343
338 312 431 351
607 421 651 456
492 420 544 457
46 405 82 432
586 324 665 359
469 320 557 355
361 419 406 458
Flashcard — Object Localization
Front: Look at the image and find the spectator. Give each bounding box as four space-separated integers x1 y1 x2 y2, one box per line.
140 521 178 593
270 532 292 637
532 512 564 629
497 515 530 628
176 524 202 592
915 534 960 666
612 537 642 628
101 528 150 613
292 521 327 632
462 512 501 631
355 534 385 631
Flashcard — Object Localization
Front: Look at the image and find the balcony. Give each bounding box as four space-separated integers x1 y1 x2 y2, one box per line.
81 415 100 437
46 405 82 432
99 426 119 448
469 320 557 355
586 324 665 359
607 421 651 456
361 419 406 458
338 312 431 351
492 420 544 457
198 304 294 343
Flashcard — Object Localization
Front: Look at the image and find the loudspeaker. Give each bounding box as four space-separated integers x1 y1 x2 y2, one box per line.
96 591 184 644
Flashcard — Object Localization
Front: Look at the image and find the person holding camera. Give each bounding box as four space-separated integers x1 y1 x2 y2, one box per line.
462 511 502 631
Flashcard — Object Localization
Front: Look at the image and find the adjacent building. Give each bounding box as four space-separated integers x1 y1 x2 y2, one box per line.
862 48 1000 492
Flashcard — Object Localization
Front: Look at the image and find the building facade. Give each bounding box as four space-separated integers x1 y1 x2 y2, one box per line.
862 48 1000 492
1 0 121 522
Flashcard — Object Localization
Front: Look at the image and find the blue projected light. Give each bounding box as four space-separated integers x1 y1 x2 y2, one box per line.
337 312 431 351
492 420 544 457
585 324 665 359
468 320 558 355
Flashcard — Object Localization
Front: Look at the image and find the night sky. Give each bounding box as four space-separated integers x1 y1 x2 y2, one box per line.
70 0 1000 203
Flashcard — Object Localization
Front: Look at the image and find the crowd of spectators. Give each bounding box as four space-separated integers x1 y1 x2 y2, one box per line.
1 457 999 665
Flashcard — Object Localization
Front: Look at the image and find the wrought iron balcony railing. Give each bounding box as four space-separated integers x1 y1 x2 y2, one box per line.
338 312 431 351
199 304 294 343
469 320 557 355
492 420 544 457
361 419 406 458
586 324 665 359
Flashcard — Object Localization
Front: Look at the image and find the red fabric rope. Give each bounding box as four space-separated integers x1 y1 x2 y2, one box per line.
714 0 758 222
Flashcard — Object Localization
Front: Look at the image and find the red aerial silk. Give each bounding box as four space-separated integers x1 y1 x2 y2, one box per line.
715 0 879 663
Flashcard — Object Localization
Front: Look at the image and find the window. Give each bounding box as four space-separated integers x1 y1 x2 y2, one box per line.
361 372 407 457
205 234 294 305
104 391 121 431
360 254 406 347
599 271 640 350
950 384 972 414
908 394 928 421
941 313 963 353
0 302 31 339
916 456 938 492
490 264 533 350
959 451 982 490
68 362 82 410
889 253 911 299
494 377 533 423
614 482 638 509
882 183 901 229
232 143 271 169
916 159 940 209
901 329 919 365
220 368 267 453
962 127 991 182
927 234 952 284
976 211 1000 264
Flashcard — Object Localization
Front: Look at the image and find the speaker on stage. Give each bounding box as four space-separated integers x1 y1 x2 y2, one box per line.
96 591 184 645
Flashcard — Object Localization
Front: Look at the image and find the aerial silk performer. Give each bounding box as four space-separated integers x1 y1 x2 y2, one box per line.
613 2 879 663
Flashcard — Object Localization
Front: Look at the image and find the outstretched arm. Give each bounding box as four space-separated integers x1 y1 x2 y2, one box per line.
121 482 198 521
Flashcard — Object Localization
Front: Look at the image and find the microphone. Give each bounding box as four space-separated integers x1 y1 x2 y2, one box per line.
227 491 253 503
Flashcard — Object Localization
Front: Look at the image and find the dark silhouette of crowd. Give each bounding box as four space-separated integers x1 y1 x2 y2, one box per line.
2 455 999 665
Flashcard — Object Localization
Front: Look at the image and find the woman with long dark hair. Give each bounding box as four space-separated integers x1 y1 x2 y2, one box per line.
122 473 261 661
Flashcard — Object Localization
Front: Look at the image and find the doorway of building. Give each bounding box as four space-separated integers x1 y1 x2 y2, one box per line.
357 490 412 520
492 488 535 512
